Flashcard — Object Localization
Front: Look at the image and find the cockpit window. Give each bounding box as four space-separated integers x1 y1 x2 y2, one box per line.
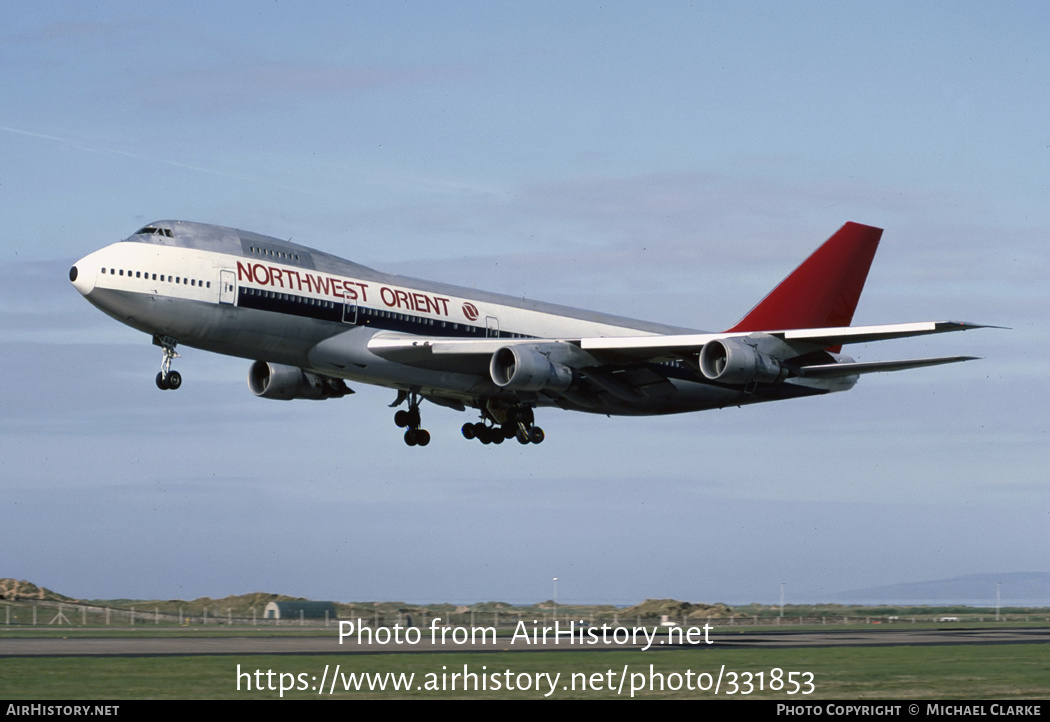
135 226 174 238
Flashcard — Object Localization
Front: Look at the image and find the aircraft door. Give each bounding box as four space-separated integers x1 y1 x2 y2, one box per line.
219 270 236 304
342 302 358 325
486 316 500 338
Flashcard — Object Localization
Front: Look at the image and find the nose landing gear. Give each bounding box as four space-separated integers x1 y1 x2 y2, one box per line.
154 335 182 390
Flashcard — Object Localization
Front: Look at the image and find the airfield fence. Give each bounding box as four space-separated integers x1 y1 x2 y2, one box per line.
1 600 1047 629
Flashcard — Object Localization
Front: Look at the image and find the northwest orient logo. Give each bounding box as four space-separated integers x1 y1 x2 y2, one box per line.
462 302 479 321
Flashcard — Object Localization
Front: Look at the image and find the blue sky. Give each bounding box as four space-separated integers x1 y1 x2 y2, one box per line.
2 2 1046 606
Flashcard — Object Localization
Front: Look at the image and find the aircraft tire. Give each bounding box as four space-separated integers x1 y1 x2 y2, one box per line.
404 429 417 446
156 372 169 390
166 370 182 390
516 429 530 444
416 429 431 446
461 423 476 440
394 410 410 428
529 427 545 444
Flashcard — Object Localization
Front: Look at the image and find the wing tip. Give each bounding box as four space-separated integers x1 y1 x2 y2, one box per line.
939 321 1008 330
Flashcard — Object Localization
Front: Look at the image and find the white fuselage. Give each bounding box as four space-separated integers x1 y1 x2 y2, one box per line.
70 221 826 416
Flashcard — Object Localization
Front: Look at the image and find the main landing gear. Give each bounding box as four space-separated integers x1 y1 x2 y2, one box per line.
393 392 430 447
461 405 544 445
154 335 182 390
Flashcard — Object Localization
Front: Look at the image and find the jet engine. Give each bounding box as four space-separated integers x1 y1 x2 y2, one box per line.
248 361 351 400
489 345 573 392
698 338 785 385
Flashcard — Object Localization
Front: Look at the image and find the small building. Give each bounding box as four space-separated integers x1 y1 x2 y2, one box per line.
264 601 336 620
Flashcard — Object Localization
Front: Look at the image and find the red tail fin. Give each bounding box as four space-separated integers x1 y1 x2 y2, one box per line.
726 222 883 339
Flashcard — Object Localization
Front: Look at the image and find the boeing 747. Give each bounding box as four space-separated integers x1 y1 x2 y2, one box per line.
69 221 987 446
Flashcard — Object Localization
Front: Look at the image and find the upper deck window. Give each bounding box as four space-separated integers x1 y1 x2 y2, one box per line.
248 244 300 262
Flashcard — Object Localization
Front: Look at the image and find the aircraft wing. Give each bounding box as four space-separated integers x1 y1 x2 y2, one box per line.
577 321 991 358
366 321 992 377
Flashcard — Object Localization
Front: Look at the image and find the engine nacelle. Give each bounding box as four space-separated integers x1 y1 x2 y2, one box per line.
699 338 785 385
489 345 573 392
248 361 351 400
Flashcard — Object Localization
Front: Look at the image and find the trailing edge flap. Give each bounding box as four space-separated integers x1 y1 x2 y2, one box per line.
795 356 980 378
366 335 587 374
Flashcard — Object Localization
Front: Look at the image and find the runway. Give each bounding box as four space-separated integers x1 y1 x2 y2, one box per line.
2 626 1047 657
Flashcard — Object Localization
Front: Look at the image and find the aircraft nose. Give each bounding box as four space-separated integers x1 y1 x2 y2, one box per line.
69 259 96 296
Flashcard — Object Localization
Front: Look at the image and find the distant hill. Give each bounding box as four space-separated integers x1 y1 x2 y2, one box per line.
838 572 1050 603
619 599 733 619
6 574 1046 611
0 579 77 603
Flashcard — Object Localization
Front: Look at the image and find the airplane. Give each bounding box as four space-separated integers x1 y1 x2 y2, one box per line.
69 220 989 447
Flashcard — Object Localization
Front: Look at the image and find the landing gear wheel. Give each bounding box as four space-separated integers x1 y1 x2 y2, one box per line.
464 405 545 446
396 392 429 447
154 336 182 391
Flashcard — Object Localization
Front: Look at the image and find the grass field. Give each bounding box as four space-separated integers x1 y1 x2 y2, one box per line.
2 643 1048 699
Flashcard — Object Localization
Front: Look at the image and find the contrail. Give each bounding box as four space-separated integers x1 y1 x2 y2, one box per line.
0 123 490 198
0 123 320 197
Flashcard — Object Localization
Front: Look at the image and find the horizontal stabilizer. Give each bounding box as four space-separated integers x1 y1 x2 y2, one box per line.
796 356 980 378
